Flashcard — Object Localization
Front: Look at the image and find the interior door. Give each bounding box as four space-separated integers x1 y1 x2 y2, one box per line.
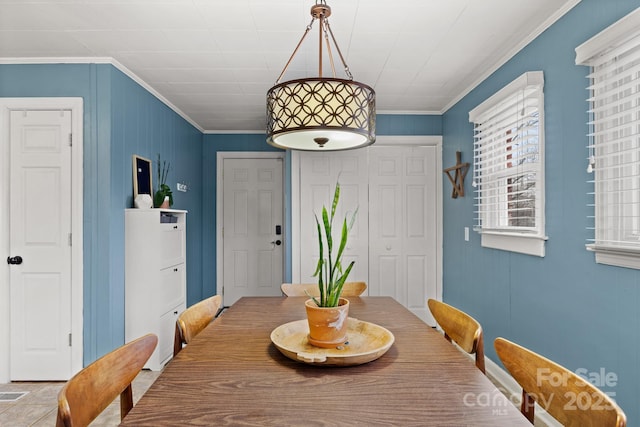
222 157 284 305
369 146 438 324
9 110 73 380
294 139 441 324
297 151 370 285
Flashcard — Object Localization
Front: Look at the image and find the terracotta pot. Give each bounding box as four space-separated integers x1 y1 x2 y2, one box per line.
305 297 350 348
159 196 170 209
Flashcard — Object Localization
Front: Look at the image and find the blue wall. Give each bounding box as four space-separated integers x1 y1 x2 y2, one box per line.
10 4 639 419
0 64 202 364
107 68 203 359
200 115 442 301
442 0 640 423
200 114 442 304
0 61 440 367
201 134 284 303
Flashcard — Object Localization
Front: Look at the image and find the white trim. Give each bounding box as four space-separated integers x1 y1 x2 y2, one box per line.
0 97 83 382
0 57 205 134
291 135 443 300
575 7 640 65
469 71 544 122
586 245 640 270
215 151 285 306
374 135 442 147
481 233 546 257
291 152 301 282
445 0 581 113
577 7 640 269
375 110 441 115
486 356 562 427
204 130 264 135
469 71 546 257
594 251 640 270
0 57 113 65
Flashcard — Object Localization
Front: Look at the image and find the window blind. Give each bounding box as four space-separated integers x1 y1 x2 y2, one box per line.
469 71 545 238
582 34 640 253
575 7 640 267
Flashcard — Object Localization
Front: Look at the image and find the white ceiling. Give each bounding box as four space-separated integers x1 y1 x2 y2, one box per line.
0 0 580 133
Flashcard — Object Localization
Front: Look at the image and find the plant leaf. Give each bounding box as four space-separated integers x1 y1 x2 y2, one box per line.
330 181 340 225
311 180 358 307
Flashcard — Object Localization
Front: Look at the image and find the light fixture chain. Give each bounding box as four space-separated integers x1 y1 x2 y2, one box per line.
324 20 353 80
275 16 317 84
323 19 337 78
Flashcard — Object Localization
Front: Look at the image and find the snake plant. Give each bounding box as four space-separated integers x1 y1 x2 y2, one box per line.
311 181 357 307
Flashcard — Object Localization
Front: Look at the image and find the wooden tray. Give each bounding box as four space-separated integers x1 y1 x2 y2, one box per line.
270 317 394 366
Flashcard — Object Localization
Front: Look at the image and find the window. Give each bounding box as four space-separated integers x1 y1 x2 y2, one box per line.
469 71 546 257
576 7 640 269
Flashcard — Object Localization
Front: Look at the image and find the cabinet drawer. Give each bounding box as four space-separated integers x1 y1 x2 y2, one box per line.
158 304 184 366
160 263 185 313
160 223 185 269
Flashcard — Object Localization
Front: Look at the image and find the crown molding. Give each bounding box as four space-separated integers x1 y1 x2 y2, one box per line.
442 0 582 114
0 56 204 133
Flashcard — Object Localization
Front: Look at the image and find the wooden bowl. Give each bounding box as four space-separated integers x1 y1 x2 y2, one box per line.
270 317 394 366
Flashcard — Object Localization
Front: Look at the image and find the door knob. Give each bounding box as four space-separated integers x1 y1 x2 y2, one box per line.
7 256 23 265
271 240 282 246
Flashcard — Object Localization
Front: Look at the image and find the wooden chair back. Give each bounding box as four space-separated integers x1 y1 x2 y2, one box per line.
173 294 222 356
427 298 485 373
494 337 626 426
56 333 158 427
280 282 367 297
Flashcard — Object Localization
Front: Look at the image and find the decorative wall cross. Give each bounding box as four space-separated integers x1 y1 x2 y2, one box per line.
443 151 469 198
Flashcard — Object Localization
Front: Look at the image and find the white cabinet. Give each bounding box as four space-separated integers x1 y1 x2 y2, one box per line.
125 208 187 370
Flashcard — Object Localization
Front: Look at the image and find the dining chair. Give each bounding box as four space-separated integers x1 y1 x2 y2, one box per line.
173 294 223 356
280 282 367 297
56 333 158 427
494 337 626 426
427 298 485 373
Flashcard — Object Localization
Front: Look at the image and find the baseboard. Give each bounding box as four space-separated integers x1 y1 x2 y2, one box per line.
485 356 562 427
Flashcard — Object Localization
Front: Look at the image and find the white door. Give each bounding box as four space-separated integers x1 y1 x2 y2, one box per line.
221 156 284 305
9 110 73 380
297 151 369 285
293 137 442 324
369 145 438 324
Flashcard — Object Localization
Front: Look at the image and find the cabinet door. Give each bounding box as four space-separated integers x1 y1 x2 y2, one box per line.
160 223 185 269
158 306 182 365
160 264 185 314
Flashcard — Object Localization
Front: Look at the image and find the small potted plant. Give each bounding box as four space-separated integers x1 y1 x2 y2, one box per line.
305 180 357 348
154 154 173 208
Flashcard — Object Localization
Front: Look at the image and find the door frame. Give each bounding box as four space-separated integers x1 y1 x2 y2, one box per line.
216 151 286 306
0 97 84 382
291 135 443 301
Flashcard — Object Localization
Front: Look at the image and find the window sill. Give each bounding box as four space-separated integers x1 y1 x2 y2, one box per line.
587 245 640 270
481 232 546 257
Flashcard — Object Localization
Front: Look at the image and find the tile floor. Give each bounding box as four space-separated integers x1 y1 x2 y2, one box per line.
0 370 159 427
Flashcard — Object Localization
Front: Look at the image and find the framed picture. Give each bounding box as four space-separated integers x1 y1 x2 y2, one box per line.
133 155 153 200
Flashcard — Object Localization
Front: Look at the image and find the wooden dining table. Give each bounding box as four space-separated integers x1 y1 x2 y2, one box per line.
120 296 529 426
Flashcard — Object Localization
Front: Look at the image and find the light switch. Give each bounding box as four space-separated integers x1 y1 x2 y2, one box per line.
464 227 469 241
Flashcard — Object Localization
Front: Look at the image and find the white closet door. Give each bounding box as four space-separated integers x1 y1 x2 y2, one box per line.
297 151 369 285
294 139 441 325
368 146 438 325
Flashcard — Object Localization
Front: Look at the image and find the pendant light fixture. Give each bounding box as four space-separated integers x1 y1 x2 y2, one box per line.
266 0 376 151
